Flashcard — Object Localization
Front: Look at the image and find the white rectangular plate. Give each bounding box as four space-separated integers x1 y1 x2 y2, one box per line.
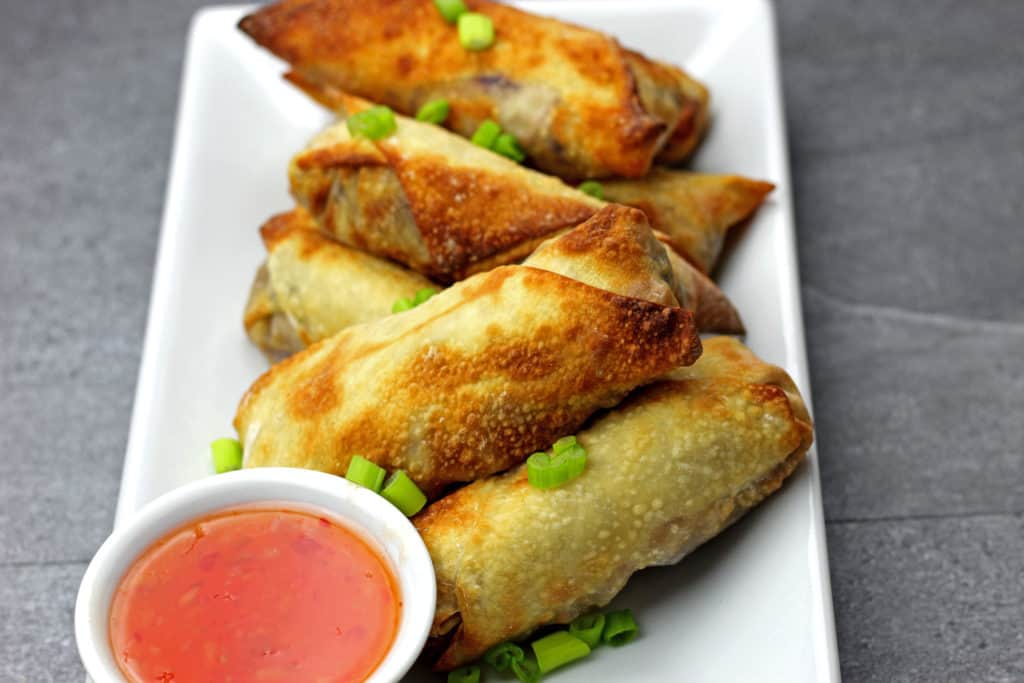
113 2 839 681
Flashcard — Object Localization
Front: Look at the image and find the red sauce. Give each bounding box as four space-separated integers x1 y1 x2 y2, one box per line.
109 508 400 683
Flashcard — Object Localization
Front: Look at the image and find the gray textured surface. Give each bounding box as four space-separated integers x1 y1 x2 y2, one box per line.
1 0 1021 681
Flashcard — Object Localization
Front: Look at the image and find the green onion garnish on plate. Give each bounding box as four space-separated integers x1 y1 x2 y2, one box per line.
380 470 427 517
458 12 495 51
494 133 525 162
471 119 502 149
483 641 525 671
346 105 397 140
211 438 243 473
434 0 468 23
446 664 481 683
602 609 639 646
392 297 415 313
578 180 604 200
511 657 541 683
345 455 386 492
413 287 439 305
416 98 450 124
531 630 591 674
568 612 606 649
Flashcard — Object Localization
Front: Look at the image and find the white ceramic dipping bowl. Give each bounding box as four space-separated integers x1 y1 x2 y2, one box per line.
75 467 436 683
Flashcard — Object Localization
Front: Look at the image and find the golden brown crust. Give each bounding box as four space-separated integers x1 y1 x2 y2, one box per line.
289 99 603 281
239 0 708 179
235 264 701 497
416 337 813 669
524 205 679 308
605 168 775 273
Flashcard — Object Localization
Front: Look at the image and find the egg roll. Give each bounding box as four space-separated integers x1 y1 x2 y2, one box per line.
239 0 709 180
606 169 775 273
243 208 437 360
236 263 702 496
416 337 813 669
290 98 770 281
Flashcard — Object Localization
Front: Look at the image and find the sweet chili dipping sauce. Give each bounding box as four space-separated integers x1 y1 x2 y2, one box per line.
109 508 400 682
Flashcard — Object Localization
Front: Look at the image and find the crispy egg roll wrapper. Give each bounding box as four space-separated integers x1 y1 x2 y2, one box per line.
235 263 702 497
244 206 742 358
243 208 436 359
239 0 709 180
290 98 770 281
606 168 775 273
417 337 813 669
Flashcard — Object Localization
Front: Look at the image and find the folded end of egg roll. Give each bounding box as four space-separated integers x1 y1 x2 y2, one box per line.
605 169 775 273
244 207 438 357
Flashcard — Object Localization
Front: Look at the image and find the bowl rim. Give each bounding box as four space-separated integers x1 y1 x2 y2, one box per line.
75 467 436 683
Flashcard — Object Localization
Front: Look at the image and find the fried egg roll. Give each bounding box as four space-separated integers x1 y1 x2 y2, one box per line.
289 98 770 281
239 0 709 179
244 206 743 358
416 336 813 669
236 262 702 497
243 208 437 360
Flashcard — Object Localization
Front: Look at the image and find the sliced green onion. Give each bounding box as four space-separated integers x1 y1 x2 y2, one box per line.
471 120 502 149
345 455 386 492
531 631 591 674
559 443 587 479
392 297 414 313
446 665 480 683
346 105 397 140
380 470 427 516
568 612 606 649
551 435 577 455
416 98 450 124
413 287 439 305
483 642 525 672
602 609 638 646
578 180 604 200
458 12 495 51
434 0 468 23
526 452 569 489
493 133 525 162
211 438 243 473
511 657 540 683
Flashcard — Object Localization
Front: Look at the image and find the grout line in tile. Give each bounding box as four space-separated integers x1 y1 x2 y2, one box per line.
827 509 1023 527
803 286 1024 334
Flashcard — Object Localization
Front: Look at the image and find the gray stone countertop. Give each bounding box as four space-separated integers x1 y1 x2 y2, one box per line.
1 1 1021 681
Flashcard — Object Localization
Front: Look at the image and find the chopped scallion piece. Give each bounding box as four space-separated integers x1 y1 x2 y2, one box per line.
416 98 450 124
211 438 243 473
511 657 541 683
447 665 481 683
602 609 638 646
345 455 386 492
578 180 604 200
531 630 591 674
413 287 439 305
568 612 606 649
471 119 502 149
346 105 397 140
526 452 569 489
483 642 525 671
559 443 587 479
551 435 578 455
380 470 427 516
494 133 525 162
458 12 495 51
434 0 468 23
392 297 415 313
